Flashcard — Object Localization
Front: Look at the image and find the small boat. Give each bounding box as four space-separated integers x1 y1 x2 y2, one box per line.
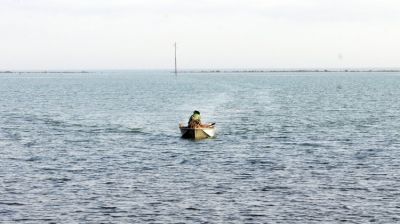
179 123 216 140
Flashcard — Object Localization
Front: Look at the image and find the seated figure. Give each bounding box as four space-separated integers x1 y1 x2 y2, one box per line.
188 110 202 128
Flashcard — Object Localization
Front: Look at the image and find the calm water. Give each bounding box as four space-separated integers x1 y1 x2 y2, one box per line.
1 71 400 223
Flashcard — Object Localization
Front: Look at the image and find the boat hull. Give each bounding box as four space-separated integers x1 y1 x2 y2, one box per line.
179 126 216 140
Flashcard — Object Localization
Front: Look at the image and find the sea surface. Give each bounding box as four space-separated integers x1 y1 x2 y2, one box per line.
1 71 400 223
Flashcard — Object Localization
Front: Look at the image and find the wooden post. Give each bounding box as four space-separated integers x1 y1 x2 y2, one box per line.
174 42 177 75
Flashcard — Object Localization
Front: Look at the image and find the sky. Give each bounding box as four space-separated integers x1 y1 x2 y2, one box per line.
1 0 400 70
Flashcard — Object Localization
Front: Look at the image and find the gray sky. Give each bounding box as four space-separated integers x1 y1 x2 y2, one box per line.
1 0 400 70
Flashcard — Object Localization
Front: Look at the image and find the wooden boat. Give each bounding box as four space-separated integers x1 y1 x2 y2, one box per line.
179 123 216 140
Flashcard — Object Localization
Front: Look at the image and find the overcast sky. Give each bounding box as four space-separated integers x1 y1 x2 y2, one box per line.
1 0 400 70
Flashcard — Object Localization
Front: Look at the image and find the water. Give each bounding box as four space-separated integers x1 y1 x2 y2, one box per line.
1 71 400 223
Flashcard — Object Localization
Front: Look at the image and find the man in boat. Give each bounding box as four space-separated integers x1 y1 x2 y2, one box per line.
188 110 212 128
188 110 202 128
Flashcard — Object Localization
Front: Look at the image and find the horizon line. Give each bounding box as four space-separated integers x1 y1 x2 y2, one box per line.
1 66 400 71
2 68 400 74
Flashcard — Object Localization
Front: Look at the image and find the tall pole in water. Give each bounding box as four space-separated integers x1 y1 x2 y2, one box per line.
174 42 177 75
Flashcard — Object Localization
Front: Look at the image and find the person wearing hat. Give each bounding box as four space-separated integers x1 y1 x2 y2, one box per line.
188 110 202 128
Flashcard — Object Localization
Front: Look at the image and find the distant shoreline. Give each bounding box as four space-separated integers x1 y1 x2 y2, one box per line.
1 69 400 74
0 71 91 74
181 69 400 73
